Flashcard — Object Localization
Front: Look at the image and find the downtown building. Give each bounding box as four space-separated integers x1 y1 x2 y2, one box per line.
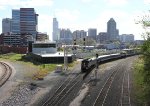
52 17 60 42
120 34 134 43
97 32 108 43
59 29 72 44
2 18 12 34
107 18 119 41
73 30 87 40
88 28 97 41
11 8 38 40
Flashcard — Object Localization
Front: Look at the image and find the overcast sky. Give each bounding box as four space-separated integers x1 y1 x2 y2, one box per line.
0 0 150 40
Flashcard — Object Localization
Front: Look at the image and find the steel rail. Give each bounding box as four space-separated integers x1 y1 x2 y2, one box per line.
43 74 82 106
93 64 122 106
120 68 131 106
0 62 12 87
42 68 81 106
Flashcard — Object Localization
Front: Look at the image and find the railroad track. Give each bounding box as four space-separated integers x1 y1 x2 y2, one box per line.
42 64 95 106
41 64 85 106
0 62 12 87
120 68 131 106
93 64 122 106
42 73 83 106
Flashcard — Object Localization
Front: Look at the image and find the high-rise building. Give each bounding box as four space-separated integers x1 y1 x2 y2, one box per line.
20 8 38 39
73 30 87 39
88 28 97 40
12 10 20 34
2 18 12 33
120 34 134 43
107 18 119 41
12 8 38 39
52 17 59 41
97 32 108 43
60 29 72 44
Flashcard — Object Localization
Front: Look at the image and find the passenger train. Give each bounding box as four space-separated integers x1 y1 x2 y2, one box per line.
81 49 140 72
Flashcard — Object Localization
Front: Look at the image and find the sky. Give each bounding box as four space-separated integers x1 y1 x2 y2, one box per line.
0 0 150 40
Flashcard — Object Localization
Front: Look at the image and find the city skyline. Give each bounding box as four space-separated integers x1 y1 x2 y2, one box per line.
0 0 150 40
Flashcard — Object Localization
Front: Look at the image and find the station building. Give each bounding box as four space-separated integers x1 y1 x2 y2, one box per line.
30 41 75 63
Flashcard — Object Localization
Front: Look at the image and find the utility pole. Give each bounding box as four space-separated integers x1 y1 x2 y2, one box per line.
95 53 99 81
64 44 68 71
83 37 85 51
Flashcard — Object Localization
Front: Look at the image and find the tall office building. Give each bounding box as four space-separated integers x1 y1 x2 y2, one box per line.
107 18 119 41
52 17 59 41
11 8 38 39
97 32 108 43
2 18 12 33
20 8 38 39
73 30 87 39
60 29 72 44
12 10 20 33
120 34 134 43
88 28 97 40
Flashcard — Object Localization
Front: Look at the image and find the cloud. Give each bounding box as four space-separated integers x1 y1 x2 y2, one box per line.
20 0 53 7
0 0 20 7
105 0 128 6
0 6 5 10
0 0 53 8
38 14 53 39
144 0 150 4
55 9 80 22
81 0 93 3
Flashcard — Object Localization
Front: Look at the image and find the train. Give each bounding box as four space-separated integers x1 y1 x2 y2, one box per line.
81 49 140 72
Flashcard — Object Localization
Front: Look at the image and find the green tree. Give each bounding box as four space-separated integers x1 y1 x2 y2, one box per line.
137 11 150 105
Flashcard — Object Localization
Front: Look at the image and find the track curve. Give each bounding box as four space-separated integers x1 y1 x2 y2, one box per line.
0 62 12 87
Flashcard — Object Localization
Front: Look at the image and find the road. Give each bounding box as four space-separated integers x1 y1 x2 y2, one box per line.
41 56 137 106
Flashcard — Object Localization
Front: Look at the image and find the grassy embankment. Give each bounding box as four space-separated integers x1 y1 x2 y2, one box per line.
133 56 150 105
0 53 78 80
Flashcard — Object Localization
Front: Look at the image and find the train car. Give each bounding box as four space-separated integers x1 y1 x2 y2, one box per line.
81 50 139 72
97 54 111 63
109 53 122 59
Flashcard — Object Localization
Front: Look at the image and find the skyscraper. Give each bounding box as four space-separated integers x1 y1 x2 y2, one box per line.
52 17 59 41
120 34 134 43
73 30 87 39
88 28 97 40
20 8 38 39
2 18 12 33
59 29 72 44
12 8 38 39
107 18 119 41
12 10 20 34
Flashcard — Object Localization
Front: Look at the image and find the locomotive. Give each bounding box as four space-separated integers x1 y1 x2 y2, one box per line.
81 57 97 72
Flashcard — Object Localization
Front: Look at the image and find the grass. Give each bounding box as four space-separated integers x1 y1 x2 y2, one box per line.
0 53 77 80
0 53 22 61
133 56 148 105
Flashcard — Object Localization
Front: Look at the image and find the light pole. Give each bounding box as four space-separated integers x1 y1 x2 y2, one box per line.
95 53 99 81
64 44 68 72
